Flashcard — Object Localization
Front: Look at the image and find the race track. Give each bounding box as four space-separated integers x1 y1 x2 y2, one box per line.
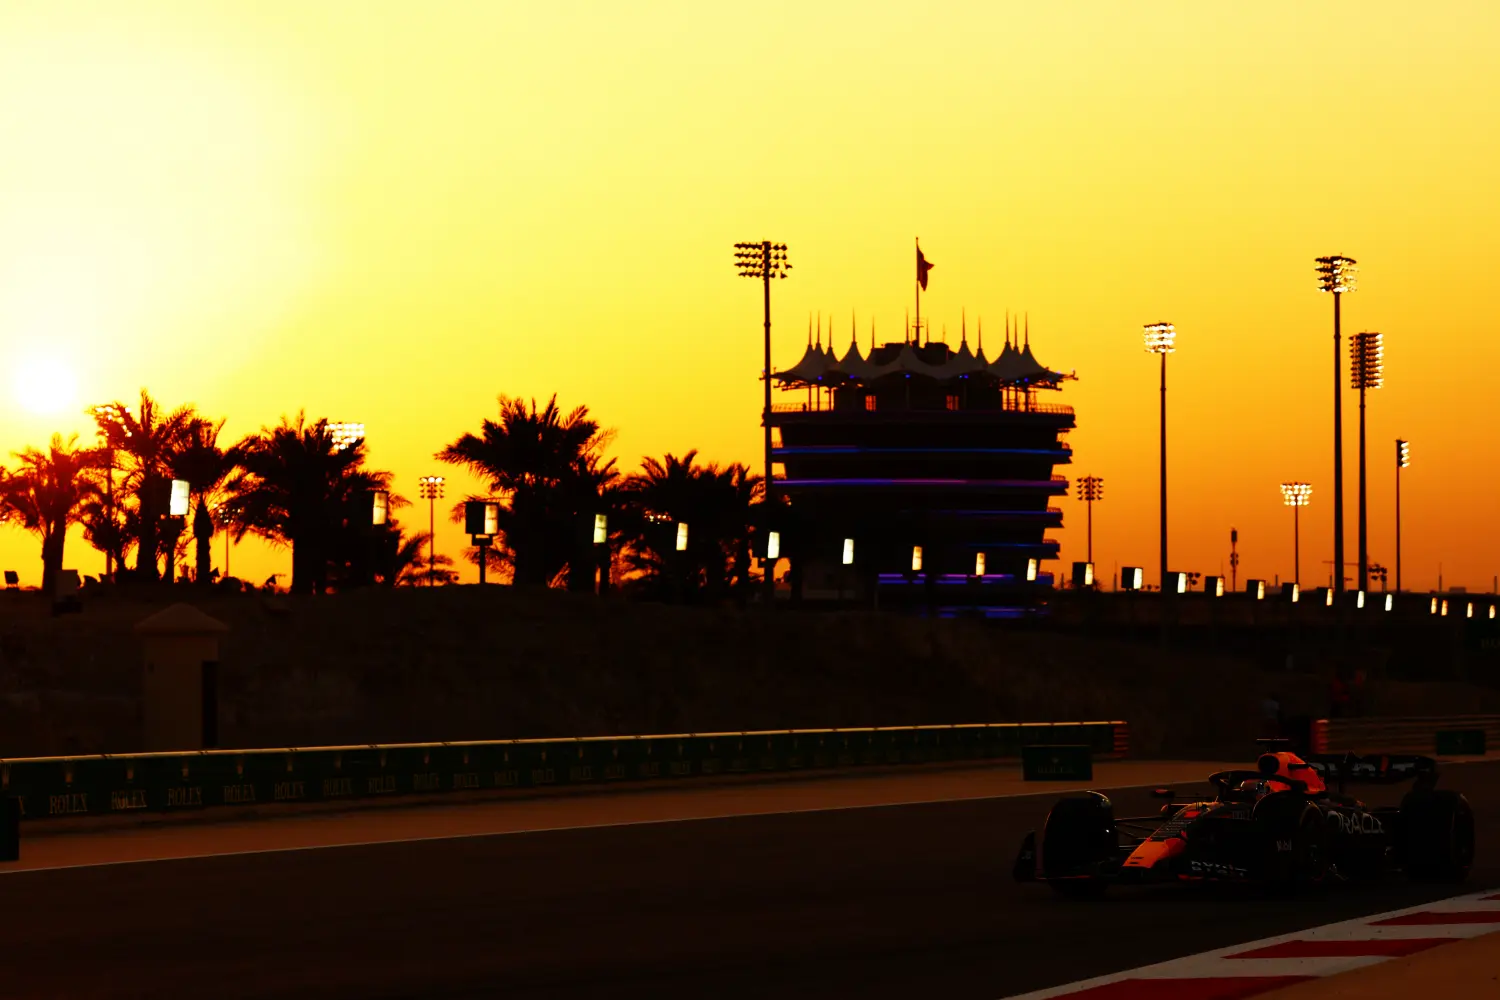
3 761 1497 999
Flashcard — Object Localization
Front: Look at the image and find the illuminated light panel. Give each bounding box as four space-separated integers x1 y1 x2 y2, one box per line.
169 479 191 517
1326 588 1334 607
765 530 780 560
842 538 855 565
1290 583 1301 603
1356 590 1366 609
1143 321 1176 354
1026 558 1039 582
974 552 986 576
1385 594 1394 612
1441 600 1449 617
911 546 923 572
675 522 689 552
371 490 389 527
593 513 608 545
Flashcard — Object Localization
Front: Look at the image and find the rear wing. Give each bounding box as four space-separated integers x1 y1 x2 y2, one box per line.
1302 753 1437 786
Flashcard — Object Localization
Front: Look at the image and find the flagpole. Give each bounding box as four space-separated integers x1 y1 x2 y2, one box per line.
914 237 921 345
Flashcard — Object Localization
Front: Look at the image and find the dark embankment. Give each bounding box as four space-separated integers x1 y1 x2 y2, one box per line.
1 585 1496 759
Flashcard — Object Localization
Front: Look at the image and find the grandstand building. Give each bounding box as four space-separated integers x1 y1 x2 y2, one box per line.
768 318 1075 616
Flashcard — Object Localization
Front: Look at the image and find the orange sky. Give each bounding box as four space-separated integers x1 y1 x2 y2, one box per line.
0 2 1497 592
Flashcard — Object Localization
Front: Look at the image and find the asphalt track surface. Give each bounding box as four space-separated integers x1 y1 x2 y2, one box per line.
3 762 1498 1000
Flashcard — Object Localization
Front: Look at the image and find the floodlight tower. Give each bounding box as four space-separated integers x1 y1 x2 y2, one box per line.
1143 323 1176 591
1316 255 1357 592
418 476 445 587
734 240 791 607
329 421 366 453
1349 332 1383 592
1078 475 1104 565
1280 482 1312 588
1396 439 1410 591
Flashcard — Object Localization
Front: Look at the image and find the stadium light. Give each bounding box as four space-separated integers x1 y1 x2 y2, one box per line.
1351 332 1383 592
1316 254 1357 594
1280 481 1312 588
842 538 855 566
1143 323 1175 592
1078 475 1104 565
418 476 445 587
1396 439 1410 591
736 240 791 609
329 421 366 453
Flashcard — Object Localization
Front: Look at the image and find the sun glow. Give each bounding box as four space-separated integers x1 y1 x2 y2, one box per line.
13 356 78 416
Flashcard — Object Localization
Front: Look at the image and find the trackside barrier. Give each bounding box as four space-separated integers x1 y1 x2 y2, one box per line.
1316 715 1500 756
0 721 1128 822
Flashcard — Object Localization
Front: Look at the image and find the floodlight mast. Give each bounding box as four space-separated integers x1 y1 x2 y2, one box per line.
1280 481 1312 588
418 476 445 587
1350 332 1383 592
1144 323 1175 591
1078 475 1104 565
735 240 790 609
1316 255 1357 593
1396 439 1409 591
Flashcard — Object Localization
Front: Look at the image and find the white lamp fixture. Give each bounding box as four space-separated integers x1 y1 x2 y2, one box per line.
593 513 608 545
1325 588 1335 607
911 546 923 573
169 479 190 517
974 552 986 576
842 538 855 566
1384 593 1394 612
1026 558 1039 582
765 530 780 560
483 503 500 537
1356 590 1366 609
675 522 689 552
372 490 389 526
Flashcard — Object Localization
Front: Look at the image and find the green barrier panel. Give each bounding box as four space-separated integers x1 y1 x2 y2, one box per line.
1021 744 1093 781
0 721 1124 822
1435 730 1486 756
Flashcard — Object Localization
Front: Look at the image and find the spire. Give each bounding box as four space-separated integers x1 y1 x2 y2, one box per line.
905 310 910 345
961 309 968 346
1005 311 1011 348
870 316 876 353
807 314 812 346
1025 312 1030 348
977 317 984 352
851 309 857 347
815 311 822 350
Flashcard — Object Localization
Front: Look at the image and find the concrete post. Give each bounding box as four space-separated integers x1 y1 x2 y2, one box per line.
134 604 229 752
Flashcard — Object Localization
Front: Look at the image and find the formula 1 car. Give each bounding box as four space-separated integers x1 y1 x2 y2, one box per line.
1013 742 1475 896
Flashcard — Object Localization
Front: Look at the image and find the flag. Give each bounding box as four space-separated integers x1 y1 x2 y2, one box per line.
917 246 934 290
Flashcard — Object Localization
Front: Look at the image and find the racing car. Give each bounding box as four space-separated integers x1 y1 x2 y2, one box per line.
1013 741 1475 896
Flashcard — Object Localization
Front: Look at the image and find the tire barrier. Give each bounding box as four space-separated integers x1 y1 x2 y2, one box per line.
0 721 1127 822
1313 715 1500 756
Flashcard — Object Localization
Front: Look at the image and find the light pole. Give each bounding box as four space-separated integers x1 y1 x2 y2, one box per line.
735 240 791 608
1396 438 1409 591
1350 332 1383 592
1078 475 1103 566
1316 254 1357 593
329 421 366 453
418 476 444 587
1280 482 1312 588
1144 322 1176 591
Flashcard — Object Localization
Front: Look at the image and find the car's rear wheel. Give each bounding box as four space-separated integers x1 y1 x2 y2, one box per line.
1255 794 1326 890
1400 790 1475 882
1039 793 1115 899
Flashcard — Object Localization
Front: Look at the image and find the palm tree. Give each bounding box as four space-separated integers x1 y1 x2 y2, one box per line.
223 413 397 594
91 390 197 582
620 451 762 603
438 395 613 587
0 435 103 595
168 418 238 584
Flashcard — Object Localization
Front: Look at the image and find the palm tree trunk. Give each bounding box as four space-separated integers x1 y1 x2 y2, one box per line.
138 474 160 582
41 525 64 598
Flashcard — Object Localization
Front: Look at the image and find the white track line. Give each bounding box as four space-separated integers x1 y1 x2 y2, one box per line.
1003 889 1500 999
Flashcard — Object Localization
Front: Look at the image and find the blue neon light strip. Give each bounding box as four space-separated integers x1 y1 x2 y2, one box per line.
779 478 1067 489
773 446 1069 457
